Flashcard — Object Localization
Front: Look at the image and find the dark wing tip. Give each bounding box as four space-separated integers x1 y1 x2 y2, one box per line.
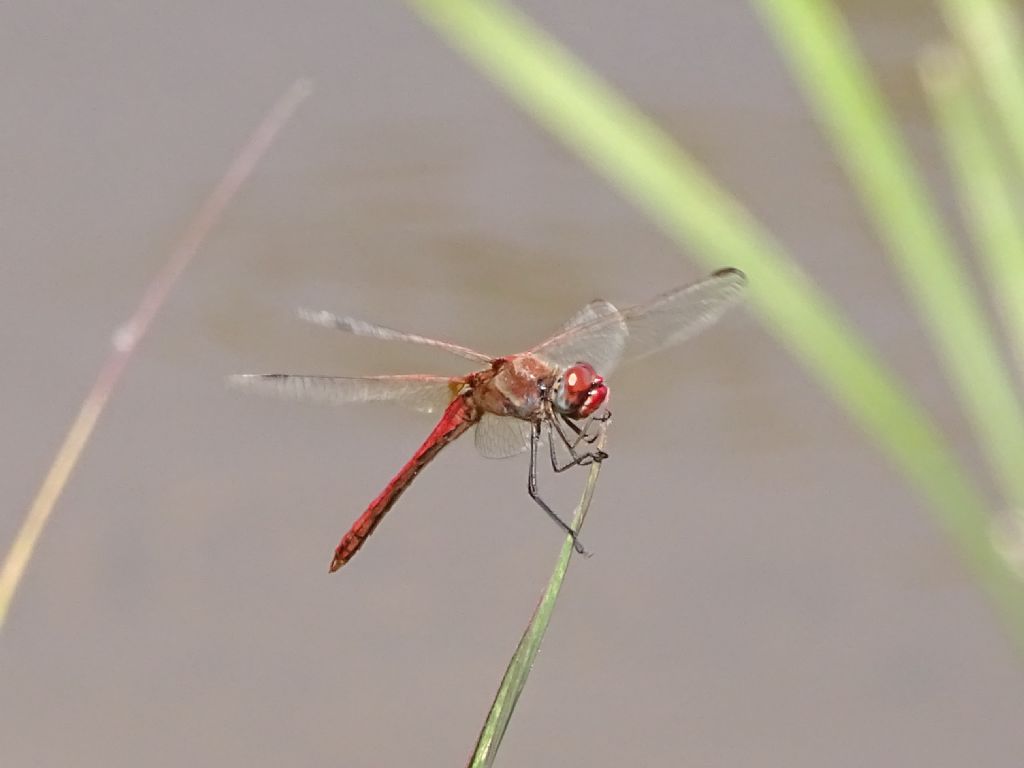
711 266 747 284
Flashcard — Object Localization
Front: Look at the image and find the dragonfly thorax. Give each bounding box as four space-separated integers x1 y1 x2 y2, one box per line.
471 354 558 420
552 362 608 419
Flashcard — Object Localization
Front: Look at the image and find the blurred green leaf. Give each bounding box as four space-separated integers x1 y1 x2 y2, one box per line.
751 0 1024 515
921 45 1024 414
941 0 1024 177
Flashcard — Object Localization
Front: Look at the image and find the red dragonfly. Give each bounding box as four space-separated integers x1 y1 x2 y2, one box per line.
230 268 746 572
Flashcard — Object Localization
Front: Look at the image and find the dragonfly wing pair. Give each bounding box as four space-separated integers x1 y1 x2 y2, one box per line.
229 308 490 414
228 372 463 416
529 267 746 374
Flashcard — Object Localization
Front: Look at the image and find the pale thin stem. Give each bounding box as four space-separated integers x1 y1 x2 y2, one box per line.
0 78 312 632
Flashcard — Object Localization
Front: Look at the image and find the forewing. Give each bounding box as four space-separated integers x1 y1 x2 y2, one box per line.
618 268 747 364
529 299 628 374
558 299 617 333
474 412 532 459
297 308 493 364
530 269 746 376
227 373 462 415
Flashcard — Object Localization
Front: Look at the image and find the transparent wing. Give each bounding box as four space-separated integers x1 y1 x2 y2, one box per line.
529 299 628 374
227 373 463 415
558 299 619 333
297 308 493 364
530 268 746 375
474 412 532 459
616 268 747 364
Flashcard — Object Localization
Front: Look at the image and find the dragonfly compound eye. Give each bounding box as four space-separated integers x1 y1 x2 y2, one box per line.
559 363 607 417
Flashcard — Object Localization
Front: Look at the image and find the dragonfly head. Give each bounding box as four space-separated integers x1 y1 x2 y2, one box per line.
553 362 608 419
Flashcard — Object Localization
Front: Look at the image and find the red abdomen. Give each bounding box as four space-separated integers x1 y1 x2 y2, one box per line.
330 394 478 571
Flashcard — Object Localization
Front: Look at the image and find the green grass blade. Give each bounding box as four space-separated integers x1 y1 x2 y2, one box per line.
940 0 1024 177
751 0 1024 514
468 429 608 768
921 46 1024 395
404 0 1024 646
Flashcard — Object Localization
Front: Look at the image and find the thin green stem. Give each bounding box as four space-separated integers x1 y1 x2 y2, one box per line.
469 426 608 767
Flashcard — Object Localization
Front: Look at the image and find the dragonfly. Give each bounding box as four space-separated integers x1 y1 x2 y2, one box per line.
229 267 746 572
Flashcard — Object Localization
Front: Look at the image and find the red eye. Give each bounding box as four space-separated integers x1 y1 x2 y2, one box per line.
560 363 608 418
564 364 596 396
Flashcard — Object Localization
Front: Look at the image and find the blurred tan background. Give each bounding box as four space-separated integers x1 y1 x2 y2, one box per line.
2 1 1023 765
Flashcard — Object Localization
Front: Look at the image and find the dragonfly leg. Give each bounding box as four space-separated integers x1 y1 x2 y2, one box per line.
559 414 594 448
547 420 604 472
561 410 609 448
529 421 589 555
548 415 608 473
